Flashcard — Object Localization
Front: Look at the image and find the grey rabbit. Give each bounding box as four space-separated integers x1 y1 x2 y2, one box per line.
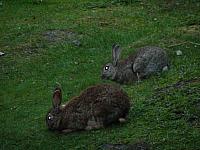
46 84 130 133
101 44 169 84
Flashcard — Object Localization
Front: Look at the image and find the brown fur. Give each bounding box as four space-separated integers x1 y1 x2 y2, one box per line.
46 84 130 133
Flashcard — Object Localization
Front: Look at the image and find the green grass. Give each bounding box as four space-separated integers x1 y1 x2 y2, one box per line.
0 0 200 149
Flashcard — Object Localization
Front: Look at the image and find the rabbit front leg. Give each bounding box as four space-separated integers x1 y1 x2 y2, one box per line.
136 72 141 83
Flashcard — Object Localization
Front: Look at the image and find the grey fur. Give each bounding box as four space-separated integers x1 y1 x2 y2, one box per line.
133 46 169 78
46 84 130 133
101 45 169 84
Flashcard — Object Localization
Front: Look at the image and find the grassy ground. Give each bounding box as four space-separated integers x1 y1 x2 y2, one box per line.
0 0 200 149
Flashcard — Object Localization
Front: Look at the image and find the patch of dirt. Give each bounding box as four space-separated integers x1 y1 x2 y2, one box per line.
187 100 200 126
100 141 150 150
42 29 81 46
84 1 134 9
0 42 45 58
159 1 187 11
152 78 200 127
84 2 110 9
159 1 200 12
21 45 39 55
77 15 118 28
13 43 43 56
155 78 200 94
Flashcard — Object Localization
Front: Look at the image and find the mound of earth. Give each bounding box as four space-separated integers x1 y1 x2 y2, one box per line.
43 29 81 46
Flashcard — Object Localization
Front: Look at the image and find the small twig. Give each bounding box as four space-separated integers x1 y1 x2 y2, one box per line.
167 41 188 48
167 41 200 48
189 41 200 46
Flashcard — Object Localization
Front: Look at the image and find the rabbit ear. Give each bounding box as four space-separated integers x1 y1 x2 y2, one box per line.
52 87 62 108
112 44 121 66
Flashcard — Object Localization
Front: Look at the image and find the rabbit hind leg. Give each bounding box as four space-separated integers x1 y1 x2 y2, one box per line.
85 116 104 131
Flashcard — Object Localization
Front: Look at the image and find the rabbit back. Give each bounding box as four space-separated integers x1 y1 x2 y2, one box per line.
133 46 169 78
61 84 130 130
77 84 130 125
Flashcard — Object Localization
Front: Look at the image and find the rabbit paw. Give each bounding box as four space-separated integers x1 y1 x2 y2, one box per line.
136 72 141 83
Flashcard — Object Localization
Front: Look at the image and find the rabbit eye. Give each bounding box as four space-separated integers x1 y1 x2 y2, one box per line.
105 66 109 70
48 114 53 120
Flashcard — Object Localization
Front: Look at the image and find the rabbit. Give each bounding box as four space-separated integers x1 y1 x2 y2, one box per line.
46 84 130 133
101 44 169 84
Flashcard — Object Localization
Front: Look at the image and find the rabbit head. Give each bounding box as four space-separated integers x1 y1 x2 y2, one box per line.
101 44 122 80
46 87 63 131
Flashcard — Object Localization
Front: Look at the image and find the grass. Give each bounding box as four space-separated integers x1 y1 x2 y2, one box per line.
0 0 200 149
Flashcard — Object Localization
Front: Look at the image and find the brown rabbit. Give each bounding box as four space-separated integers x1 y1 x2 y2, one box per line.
46 84 130 133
